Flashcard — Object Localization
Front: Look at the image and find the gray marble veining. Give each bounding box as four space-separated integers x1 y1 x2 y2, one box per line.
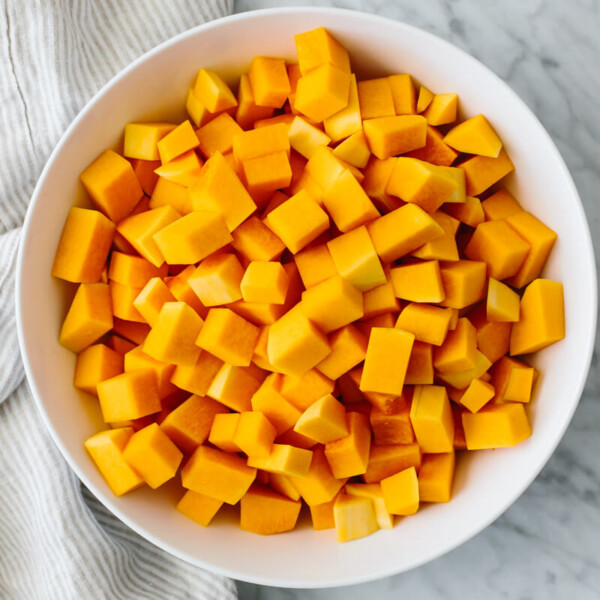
232 1 600 598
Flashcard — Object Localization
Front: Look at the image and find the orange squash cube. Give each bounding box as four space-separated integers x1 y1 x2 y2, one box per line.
294 243 337 289
387 157 458 213
129 158 160 196
413 211 460 262
369 395 414 445
208 413 241 453
133 278 177 326
52 207 114 283
405 340 434 385
362 156 400 212
264 189 329 254
153 211 232 265
160 395 227 454
233 412 277 458
193 68 237 114
487 277 520 322
459 148 514 196
231 216 286 262
80 150 143 222
418 452 455 502
123 345 176 399
462 403 531 450
323 169 379 233
156 120 198 165
505 212 558 289
288 115 331 159
74 344 124 396
406 125 459 166
423 93 458 126
363 115 427 159
327 226 386 292
481 189 522 220
294 394 348 444
332 129 371 169
242 150 292 198
240 485 301 535
360 327 414 395
233 122 290 166
189 152 256 231
363 443 421 483
143 302 203 366
433 317 478 374
59 283 113 353
468 304 512 364
333 493 379 542
109 281 145 323
295 64 351 123
345 483 394 529
510 279 564 355
316 324 367 380
267 304 331 377
187 253 244 307
395 302 452 346
153 150 203 188
195 112 243 158
409 385 454 453
166 266 208 318
247 444 313 478
459 378 495 413
250 374 301 435
149 176 190 214
309 495 338 530
123 423 183 489
278 368 335 411
381 466 419 515
443 114 502 158
240 261 289 305
236 73 275 130
323 73 361 142
97 370 161 423
301 275 364 334
294 27 350 75
367 203 444 262
444 195 485 228
357 77 395 119
490 356 536 403
177 490 223 527
362 280 400 320
170 351 223 397
111 318 150 346
290 446 347 506
324 412 371 478
108 251 167 289
417 85 434 113
388 73 416 115
181 445 256 504
390 260 445 303
117 205 180 267
248 56 291 109
84 428 144 496
123 122 177 161
439 260 487 309
465 219 530 280
207 363 263 412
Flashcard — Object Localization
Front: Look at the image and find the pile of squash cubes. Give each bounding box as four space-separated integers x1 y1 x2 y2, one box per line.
51 27 565 541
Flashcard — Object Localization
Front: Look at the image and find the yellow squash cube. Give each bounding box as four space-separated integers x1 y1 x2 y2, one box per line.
52 207 114 283
443 114 502 158
423 93 458 126
74 344 124 396
295 64 351 123
59 283 113 353
294 394 348 444
124 122 177 161
294 27 350 75
122 423 183 489
143 302 203 366
487 277 520 322
80 150 143 222
247 444 313 478
193 68 237 113
367 203 444 262
357 77 395 119
231 216 286 262
410 385 454 453
345 483 394 529
294 243 337 289
316 324 367 380
380 466 419 515
418 452 455 502
388 73 417 115
395 302 452 346
459 148 514 196
332 130 371 168
439 260 487 309
181 445 256 504
233 411 277 458
462 403 532 450
288 115 331 158
323 73 361 142
433 317 478 374
264 189 329 254
363 115 427 159
177 490 223 527
250 374 301 435
390 260 445 303
240 261 289 305
123 345 176 399
481 189 523 220
360 327 414 395
240 485 302 535
207 364 263 412
510 279 564 355
301 275 364 334
248 56 291 108
208 413 242 453
188 253 244 307
459 378 495 413
84 428 143 496
333 493 379 542
133 277 177 326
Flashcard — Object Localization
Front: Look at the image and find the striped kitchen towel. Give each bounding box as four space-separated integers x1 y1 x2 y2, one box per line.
0 1 237 598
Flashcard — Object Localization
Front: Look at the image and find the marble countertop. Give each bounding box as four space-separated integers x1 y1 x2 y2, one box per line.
233 0 600 598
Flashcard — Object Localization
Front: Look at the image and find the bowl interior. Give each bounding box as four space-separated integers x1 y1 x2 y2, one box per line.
16 7 597 588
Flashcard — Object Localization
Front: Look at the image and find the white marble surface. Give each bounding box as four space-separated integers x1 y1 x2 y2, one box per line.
232 0 600 598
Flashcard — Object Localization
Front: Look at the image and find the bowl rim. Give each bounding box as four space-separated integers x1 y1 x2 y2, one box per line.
15 6 598 588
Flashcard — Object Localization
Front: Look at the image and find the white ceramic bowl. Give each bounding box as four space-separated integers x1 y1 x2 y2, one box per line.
16 7 597 588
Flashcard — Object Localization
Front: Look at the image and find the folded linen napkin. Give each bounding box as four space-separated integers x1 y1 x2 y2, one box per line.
0 1 238 598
